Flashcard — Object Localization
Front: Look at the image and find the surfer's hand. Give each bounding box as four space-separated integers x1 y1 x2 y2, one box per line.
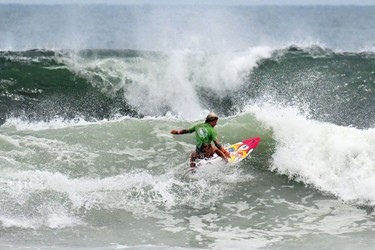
222 149 231 158
171 130 178 135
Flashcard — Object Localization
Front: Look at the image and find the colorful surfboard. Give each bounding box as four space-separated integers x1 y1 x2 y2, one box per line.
195 137 261 167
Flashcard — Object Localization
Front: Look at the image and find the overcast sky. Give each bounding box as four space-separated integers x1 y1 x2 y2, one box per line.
0 0 374 5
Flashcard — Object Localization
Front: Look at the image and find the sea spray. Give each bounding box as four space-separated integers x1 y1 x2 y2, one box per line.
250 103 375 204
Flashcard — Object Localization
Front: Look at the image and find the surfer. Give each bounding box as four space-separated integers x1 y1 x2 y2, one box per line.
170 112 231 168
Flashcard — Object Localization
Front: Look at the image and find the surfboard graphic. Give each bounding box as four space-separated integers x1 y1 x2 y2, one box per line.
195 137 261 167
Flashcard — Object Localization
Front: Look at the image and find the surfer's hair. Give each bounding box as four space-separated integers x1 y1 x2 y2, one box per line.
205 112 219 123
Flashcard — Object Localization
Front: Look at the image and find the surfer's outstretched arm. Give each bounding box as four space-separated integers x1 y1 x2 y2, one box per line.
170 129 190 135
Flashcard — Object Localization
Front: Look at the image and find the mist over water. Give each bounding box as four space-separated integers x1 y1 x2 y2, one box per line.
1 5 374 51
0 4 375 250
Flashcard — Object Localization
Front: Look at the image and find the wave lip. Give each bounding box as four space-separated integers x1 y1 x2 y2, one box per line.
250 103 375 205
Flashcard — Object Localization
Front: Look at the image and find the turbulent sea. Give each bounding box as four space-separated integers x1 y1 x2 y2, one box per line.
1 4 375 250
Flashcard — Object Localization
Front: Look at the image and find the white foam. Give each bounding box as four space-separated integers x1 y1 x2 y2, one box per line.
61 47 273 120
0 158 253 230
249 102 375 204
0 210 83 229
1 116 94 131
0 115 137 131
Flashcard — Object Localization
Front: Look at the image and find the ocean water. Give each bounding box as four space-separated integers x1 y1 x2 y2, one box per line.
0 4 375 250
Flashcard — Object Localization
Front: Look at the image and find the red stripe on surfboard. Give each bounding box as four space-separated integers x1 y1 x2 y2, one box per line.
242 137 261 149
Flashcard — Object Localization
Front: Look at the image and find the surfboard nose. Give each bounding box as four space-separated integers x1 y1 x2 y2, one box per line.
242 137 261 149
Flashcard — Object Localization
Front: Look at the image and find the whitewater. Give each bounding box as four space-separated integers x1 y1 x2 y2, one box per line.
1 4 375 250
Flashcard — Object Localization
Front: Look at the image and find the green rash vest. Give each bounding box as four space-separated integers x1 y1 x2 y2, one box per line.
188 122 217 148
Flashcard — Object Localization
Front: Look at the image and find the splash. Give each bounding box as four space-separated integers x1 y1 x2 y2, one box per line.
249 102 375 205
62 47 273 120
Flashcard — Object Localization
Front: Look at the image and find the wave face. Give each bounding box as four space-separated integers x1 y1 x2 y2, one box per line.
1 4 375 250
1 47 374 128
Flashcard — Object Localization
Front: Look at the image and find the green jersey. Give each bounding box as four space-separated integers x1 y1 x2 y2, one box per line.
188 122 217 148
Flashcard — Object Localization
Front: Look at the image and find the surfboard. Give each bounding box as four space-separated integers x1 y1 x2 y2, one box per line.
183 137 261 177
226 137 261 165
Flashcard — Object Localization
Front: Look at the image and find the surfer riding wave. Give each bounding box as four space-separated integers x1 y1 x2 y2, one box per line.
171 112 231 168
